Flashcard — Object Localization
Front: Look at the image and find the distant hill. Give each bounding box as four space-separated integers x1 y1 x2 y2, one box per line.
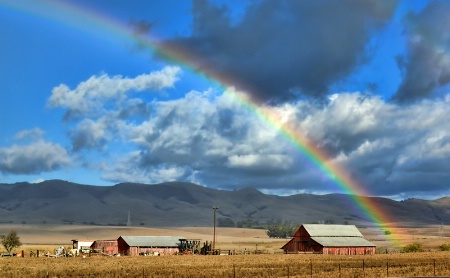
0 180 449 227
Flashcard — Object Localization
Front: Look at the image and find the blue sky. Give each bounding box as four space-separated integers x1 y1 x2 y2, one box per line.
1 0 450 200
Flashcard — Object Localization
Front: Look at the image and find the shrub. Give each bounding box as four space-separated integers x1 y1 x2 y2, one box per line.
402 243 423 253
439 243 450 251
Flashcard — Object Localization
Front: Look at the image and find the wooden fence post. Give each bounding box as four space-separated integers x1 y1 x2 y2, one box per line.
434 259 436 276
386 261 389 277
339 263 341 278
363 259 365 277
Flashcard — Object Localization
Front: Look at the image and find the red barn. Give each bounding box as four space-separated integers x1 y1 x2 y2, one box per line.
118 236 185 256
281 224 376 255
91 240 118 255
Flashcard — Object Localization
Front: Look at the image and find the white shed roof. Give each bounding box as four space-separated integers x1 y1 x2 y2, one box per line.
120 236 185 247
303 224 363 237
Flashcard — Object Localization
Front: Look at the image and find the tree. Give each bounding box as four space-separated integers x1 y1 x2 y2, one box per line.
0 230 22 254
217 218 235 227
266 221 298 238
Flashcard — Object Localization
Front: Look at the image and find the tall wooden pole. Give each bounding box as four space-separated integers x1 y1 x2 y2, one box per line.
213 206 218 253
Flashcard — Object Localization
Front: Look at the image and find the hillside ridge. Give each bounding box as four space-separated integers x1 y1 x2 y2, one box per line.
0 180 449 227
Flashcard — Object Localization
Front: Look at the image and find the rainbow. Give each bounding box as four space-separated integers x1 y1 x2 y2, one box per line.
227 90 400 242
2 0 400 243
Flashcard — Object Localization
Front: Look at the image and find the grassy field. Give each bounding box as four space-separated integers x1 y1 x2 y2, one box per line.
1 252 450 277
1 224 450 277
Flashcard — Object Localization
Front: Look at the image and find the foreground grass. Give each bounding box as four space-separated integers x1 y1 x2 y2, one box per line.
1 252 450 277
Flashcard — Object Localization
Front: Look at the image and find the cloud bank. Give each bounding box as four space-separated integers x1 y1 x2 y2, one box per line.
38 67 450 198
161 0 398 103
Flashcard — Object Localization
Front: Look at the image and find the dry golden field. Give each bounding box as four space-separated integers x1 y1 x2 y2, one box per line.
1 224 450 277
1 253 450 277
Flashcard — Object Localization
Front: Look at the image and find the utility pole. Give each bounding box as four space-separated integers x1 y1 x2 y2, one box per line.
213 206 219 253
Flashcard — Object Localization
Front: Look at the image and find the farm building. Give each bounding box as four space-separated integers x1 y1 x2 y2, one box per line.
91 239 118 256
281 224 376 255
117 236 185 256
71 239 94 255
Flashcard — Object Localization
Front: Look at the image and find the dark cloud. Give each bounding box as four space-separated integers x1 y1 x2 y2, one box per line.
161 0 398 103
69 119 109 152
118 99 150 119
393 1 450 103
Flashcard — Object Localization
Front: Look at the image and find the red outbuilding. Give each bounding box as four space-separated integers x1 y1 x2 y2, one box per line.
91 239 118 255
281 224 376 255
117 236 185 256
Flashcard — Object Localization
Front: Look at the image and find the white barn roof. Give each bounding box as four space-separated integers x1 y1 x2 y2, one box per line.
120 236 185 247
311 236 376 247
303 224 363 237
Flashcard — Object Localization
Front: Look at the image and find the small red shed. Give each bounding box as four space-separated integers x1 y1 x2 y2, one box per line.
281 224 376 255
91 239 118 255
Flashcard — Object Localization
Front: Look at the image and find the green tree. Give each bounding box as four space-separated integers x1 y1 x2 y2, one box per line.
217 218 235 227
0 230 22 254
266 221 298 238
236 218 260 228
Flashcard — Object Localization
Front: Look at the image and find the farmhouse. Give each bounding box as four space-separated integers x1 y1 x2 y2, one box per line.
71 239 94 255
281 224 376 255
117 236 185 256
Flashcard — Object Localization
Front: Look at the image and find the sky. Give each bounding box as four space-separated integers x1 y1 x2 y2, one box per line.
1 0 450 200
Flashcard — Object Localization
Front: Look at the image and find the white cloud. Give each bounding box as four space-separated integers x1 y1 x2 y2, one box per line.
303 93 450 196
15 128 45 140
31 178 45 184
47 67 450 198
101 152 187 184
227 154 293 170
47 66 181 116
0 141 71 174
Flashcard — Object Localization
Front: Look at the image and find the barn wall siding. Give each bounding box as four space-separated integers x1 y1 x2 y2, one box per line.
91 240 118 255
117 237 180 256
322 247 376 255
128 247 179 256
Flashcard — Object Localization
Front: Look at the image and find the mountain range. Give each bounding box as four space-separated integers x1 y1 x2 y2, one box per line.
0 180 449 227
